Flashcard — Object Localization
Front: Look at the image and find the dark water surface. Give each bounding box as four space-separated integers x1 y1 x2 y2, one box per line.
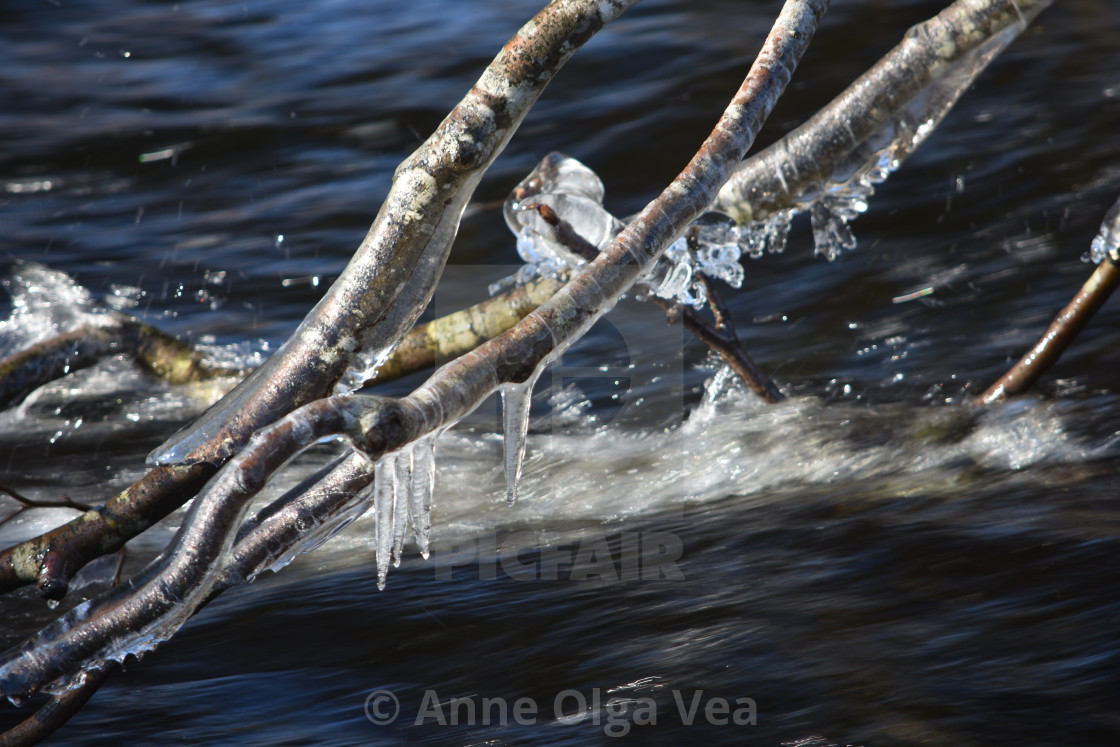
2 1 1120 744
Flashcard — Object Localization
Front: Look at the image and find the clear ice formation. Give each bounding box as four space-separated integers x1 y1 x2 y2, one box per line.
732 16 1032 263
499 152 624 289
500 367 543 505
369 434 438 589
501 152 746 310
262 432 440 587
1088 195 1120 264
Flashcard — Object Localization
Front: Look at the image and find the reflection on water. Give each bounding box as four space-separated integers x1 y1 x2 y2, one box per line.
2 0 1120 744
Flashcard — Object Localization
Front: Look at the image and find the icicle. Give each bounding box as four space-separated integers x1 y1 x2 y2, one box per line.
810 199 859 262
1087 195 1120 264
651 237 706 308
500 367 543 505
736 208 795 258
390 447 411 567
714 8 1041 264
407 432 438 558
373 457 394 590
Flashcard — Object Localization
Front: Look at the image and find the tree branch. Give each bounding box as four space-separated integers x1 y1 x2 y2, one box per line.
713 0 1054 224
148 0 642 469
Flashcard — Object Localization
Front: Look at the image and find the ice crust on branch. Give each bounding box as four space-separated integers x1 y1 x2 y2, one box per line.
1087 195 1120 265
499 152 748 310
715 0 1051 261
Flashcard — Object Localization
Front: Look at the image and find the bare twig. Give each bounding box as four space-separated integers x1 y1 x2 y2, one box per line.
645 287 784 403
975 197 1120 404
0 487 92 531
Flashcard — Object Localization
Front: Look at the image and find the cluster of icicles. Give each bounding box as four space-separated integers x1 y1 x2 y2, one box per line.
272 433 439 591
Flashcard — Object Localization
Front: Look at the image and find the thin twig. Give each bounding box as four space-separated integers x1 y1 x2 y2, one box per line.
974 256 1120 405
0 487 92 530
645 292 784 403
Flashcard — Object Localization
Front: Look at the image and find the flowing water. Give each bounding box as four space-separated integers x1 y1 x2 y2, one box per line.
2 0 1120 744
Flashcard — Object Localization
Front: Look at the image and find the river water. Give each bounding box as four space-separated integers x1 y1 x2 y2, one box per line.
2 1 1119 744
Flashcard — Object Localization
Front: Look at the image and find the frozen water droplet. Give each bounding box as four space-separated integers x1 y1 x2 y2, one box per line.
504 152 606 235
737 209 794 258
501 368 542 505
650 237 706 308
695 242 744 288
502 153 624 285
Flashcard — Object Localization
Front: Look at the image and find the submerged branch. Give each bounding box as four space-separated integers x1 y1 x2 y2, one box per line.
0 314 240 410
365 274 565 387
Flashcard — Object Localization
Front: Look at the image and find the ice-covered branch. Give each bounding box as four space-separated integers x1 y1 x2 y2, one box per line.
148 0 641 469
0 0 1053 602
713 0 1054 260
0 0 633 599
0 272 566 600
0 394 398 701
498 155 784 402
401 0 828 502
